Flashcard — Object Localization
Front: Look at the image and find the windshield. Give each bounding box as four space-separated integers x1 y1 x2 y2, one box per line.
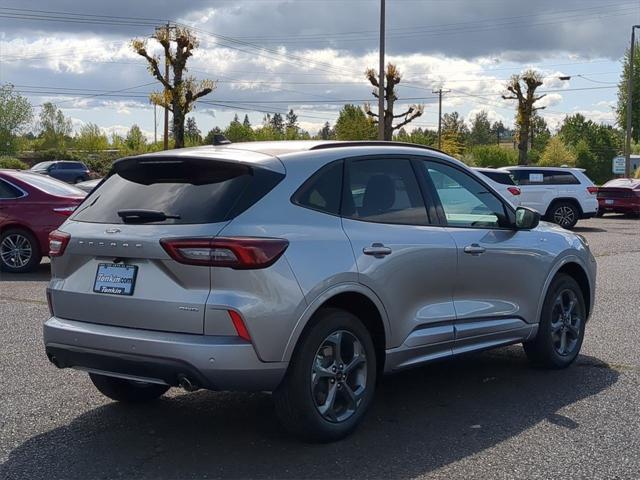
13 172 86 197
30 161 53 170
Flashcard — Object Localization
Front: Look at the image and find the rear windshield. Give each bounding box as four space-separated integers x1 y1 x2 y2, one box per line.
13 171 85 196
72 157 283 224
479 170 515 185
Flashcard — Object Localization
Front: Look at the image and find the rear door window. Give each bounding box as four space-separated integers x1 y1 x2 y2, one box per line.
544 171 579 185
342 158 428 225
73 157 283 224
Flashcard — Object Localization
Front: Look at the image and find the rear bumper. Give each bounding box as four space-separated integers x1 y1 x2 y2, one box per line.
597 201 640 214
581 210 598 219
43 317 287 391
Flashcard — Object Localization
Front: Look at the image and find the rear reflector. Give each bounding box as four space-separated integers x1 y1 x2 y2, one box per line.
49 230 71 257
587 186 598 195
160 237 289 269
228 310 251 342
507 186 521 196
46 288 54 316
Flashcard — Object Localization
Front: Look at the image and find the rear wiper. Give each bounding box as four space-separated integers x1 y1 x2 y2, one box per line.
117 209 181 223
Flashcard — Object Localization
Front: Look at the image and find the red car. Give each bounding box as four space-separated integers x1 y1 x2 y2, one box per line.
597 178 640 217
0 170 86 273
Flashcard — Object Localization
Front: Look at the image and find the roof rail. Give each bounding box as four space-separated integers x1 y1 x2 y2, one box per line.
309 141 446 155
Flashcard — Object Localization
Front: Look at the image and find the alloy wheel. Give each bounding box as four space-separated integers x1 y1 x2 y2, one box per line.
311 330 368 423
550 289 583 356
0 233 33 269
553 206 576 227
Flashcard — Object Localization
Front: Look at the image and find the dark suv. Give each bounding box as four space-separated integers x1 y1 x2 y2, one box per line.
30 161 91 184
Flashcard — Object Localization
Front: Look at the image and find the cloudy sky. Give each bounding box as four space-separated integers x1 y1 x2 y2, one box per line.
1 0 638 140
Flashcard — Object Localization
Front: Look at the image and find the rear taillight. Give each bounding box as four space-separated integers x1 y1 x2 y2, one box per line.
49 230 70 257
52 206 77 217
228 310 251 342
587 186 598 195
507 186 521 196
160 237 289 269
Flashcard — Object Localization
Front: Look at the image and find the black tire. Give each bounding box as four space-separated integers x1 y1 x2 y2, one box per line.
523 274 586 369
596 210 604 218
89 373 170 403
273 308 377 443
0 228 42 273
548 201 579 229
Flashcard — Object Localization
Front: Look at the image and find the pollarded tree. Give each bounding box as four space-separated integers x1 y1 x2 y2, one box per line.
364 63 424 140
132 25 215 148
502 70 546 165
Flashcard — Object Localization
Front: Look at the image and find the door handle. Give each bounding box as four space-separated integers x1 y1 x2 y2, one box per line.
463 244 486 255
363 243 392 258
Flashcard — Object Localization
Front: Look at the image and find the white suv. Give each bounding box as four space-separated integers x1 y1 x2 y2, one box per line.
501 167 598 229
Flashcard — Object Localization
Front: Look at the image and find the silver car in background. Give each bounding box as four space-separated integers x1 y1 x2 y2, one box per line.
43 141 596 442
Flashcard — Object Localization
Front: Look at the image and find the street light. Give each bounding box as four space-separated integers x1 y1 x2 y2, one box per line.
625 25 640 177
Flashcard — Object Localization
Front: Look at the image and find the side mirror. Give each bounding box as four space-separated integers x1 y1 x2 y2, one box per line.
515 206 540 230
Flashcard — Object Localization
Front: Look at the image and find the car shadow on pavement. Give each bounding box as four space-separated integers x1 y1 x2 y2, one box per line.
1 348 618 480
0 261 50 282
573 226 607 233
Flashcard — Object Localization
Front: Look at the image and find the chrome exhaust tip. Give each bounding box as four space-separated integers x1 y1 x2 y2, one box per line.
178 375 198 392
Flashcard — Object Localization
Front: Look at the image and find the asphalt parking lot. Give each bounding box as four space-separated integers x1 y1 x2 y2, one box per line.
1 215 639 480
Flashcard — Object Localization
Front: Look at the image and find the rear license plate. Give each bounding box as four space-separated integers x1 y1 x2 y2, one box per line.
605 199 614 205
93 263 138 296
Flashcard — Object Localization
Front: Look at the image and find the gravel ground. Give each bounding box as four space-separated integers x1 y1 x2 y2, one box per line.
1 215 639 479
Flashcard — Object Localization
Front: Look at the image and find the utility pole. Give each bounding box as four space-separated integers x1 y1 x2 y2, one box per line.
432 88 450 149
378 0 385 140
154 104 157 144
163 21 170 150
625 25 639 177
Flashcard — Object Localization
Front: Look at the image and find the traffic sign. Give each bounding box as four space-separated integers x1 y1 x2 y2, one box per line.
612 156 626 174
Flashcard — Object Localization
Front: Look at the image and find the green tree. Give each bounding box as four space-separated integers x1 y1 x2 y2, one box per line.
75 123 109 153
224 120 254 142
468 145 518 168
364 63 423 140
539 136 576 167
616 43 640 142
558 113 622 184
254 125 283 141
185 117 202 145
270 113 285 134
0 84 33 154
502 70 546 164
132 25 214 148
125 124 147 151
242 114 251 128
491 121 505 145
440 111 468 156
38 102 72 150
468 110 493 146
203 127 223 144
318 121 335 140
335 104 377 140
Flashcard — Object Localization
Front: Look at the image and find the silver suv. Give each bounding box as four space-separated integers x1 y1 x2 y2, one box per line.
44 141 596 442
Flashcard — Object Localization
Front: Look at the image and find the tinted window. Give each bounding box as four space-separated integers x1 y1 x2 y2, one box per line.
73 157 283 224
0 179 22 199
423 161 508 228
343 158 428 225
544 171 579 185
12 172 85 196
292 161 343 215
479 170 516 185
511 169 579 185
